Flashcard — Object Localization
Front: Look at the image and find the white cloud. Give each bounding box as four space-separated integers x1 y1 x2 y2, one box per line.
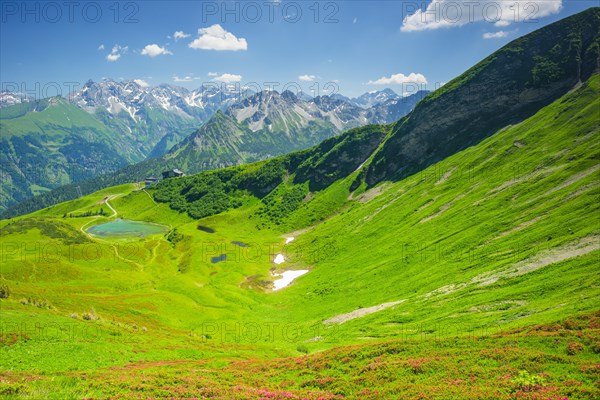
212 73 242 83
106 44 127 62
401 0 562 32
98 44 105 51
141 44 173 57
207 72 218 77
189 24 248 51
368 72 428 85
299 74 316 82
134 79 150 87
483 30 509 39
173 31 190 41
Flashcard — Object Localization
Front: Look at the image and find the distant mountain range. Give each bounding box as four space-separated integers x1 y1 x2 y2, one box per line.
71 78 246 120
0 82 428 212
69 79 252 158
161 89 394 173
333 88 401 108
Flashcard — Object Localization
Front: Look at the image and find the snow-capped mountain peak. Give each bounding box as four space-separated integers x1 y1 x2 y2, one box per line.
352 88 400 108
68 79 252 120
0 90 32 108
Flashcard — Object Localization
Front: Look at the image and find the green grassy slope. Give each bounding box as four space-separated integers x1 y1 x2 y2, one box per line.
271 73 600 342
0 71 597 400
1 98 112 138
0 98 133 211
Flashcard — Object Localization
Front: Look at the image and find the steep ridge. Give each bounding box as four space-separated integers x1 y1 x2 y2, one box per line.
165 110 250 171
364 7 600 186
161 89 429 175
165 90 376 172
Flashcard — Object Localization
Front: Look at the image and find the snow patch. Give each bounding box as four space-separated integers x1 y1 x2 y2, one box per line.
272 270 309 291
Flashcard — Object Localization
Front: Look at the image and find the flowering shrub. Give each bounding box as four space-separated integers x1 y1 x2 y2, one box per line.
566 341 584 355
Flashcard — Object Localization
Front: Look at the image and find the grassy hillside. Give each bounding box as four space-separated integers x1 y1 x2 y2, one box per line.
0 98 133 211
94 105 199 159
0 72 598 400
0 94 206 213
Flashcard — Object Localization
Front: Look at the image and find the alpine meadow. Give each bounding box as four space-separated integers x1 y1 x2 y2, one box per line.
0 2 599 399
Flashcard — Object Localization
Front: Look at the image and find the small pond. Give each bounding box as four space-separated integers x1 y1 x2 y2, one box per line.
87 219 169 238
211 254 227 264
198 225 215 233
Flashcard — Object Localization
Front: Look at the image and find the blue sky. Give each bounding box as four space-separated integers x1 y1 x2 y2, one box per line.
0 0 596 97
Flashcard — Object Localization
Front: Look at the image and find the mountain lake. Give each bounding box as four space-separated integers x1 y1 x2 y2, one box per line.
87 219 169 238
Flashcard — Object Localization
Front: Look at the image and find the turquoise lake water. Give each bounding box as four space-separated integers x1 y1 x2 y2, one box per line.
86 219 169 238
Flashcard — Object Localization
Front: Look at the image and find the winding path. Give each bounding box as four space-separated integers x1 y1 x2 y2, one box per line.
79 194 119 236
105 196 118 217
142 189 158 206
